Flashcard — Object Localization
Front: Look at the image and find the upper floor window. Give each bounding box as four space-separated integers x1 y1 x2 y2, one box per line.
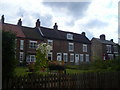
20 40 24 50
83 44 87 52
106 45 111 53
29 40 37 49
67 33 73 40
48 40 53 50
69 43 74 52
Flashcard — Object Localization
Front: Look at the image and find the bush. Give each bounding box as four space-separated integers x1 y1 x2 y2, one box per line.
2 31 17 78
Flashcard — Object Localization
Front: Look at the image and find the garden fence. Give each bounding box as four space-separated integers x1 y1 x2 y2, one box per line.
2 71 120 89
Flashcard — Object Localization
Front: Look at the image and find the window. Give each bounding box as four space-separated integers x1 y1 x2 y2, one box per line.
19 52 24 63
20 40 24 50
15 39 17 49
80 54 84 62
108 54 113 60
26 55 36 62
75 54 79 65
83 44 87 52
48 40 53 50
57 53 62 61
63 53 68 62
69 43 74 51
48 52 52 60
113 46 118 53
70 53 74 62
86 54 89 62
67 33 73 40
29 40 37 49
106 45 111 53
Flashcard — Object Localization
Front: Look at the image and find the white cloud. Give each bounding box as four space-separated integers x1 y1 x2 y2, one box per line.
0 0 119 43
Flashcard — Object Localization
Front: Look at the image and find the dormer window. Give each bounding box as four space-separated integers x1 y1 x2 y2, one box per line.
67 33 73 40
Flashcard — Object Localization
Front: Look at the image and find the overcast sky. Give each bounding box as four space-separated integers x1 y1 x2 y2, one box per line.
0 0 119 43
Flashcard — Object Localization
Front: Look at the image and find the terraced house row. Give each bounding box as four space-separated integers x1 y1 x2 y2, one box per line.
1 15 119 65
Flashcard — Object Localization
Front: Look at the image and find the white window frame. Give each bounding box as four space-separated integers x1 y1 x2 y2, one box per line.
70 53 74 62
67 33 73 40
19 52 24 63
26 55 36 62
113 46 118 53
86 54 89 62
80 54 84 62
57 53 62 61
20 40 24 50
29 40 37 49
108 54 113 60
83 44 87 52
75 54 79 65
106 45 112 53
48 52 52 60
63 53 68 62
69 43 74 52
48 39 53 50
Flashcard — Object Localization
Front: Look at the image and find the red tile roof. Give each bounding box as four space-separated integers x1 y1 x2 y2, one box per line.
2 23 25 38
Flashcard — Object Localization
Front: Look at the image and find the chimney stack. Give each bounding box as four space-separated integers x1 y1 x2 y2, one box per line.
17 18 22 26
36 19 40 28
1 15 5 24
81 32 85 36
100 34 105 40
53 23 58 30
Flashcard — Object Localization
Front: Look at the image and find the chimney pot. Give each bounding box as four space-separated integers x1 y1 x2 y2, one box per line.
100 34 105 40
81 32 85 36
36 19 40 27
17 18 22 26
1 15 5 24
53 23 58 30
110 39 113 42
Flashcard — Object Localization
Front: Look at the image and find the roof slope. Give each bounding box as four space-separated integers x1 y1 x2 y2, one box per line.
2 23 25 38
40 27 91 44
21 26 43 40
93 38 116 45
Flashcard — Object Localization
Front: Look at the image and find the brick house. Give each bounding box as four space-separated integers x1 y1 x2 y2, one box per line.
91 34 118 61
1 16 91 65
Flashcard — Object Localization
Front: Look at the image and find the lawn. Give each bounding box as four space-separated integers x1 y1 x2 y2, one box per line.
14 66 92 76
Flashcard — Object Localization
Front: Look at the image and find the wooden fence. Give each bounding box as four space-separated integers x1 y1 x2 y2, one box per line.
2 71 120 89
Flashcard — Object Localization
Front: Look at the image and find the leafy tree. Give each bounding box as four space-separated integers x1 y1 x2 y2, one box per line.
2 31 17 78
35 43 51 71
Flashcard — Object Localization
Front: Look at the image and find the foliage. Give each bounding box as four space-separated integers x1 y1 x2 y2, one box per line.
48 61 65 71
90 57 120 72
35 43 52 71
2 31 17 78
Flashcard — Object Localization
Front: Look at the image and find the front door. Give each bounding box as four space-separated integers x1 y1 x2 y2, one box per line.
75 54 79 65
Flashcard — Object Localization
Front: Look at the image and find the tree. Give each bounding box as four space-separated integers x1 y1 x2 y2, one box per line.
35 43 51 71
2 31 17 78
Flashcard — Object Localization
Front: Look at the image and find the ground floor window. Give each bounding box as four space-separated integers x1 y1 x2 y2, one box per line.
19 52 24 63
80 54 84 62
108 54 113 60
86 54 89 62
26 55 36 62
63 53 68 62
48 52 52 60
70 53 74 62
57 53 62 61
